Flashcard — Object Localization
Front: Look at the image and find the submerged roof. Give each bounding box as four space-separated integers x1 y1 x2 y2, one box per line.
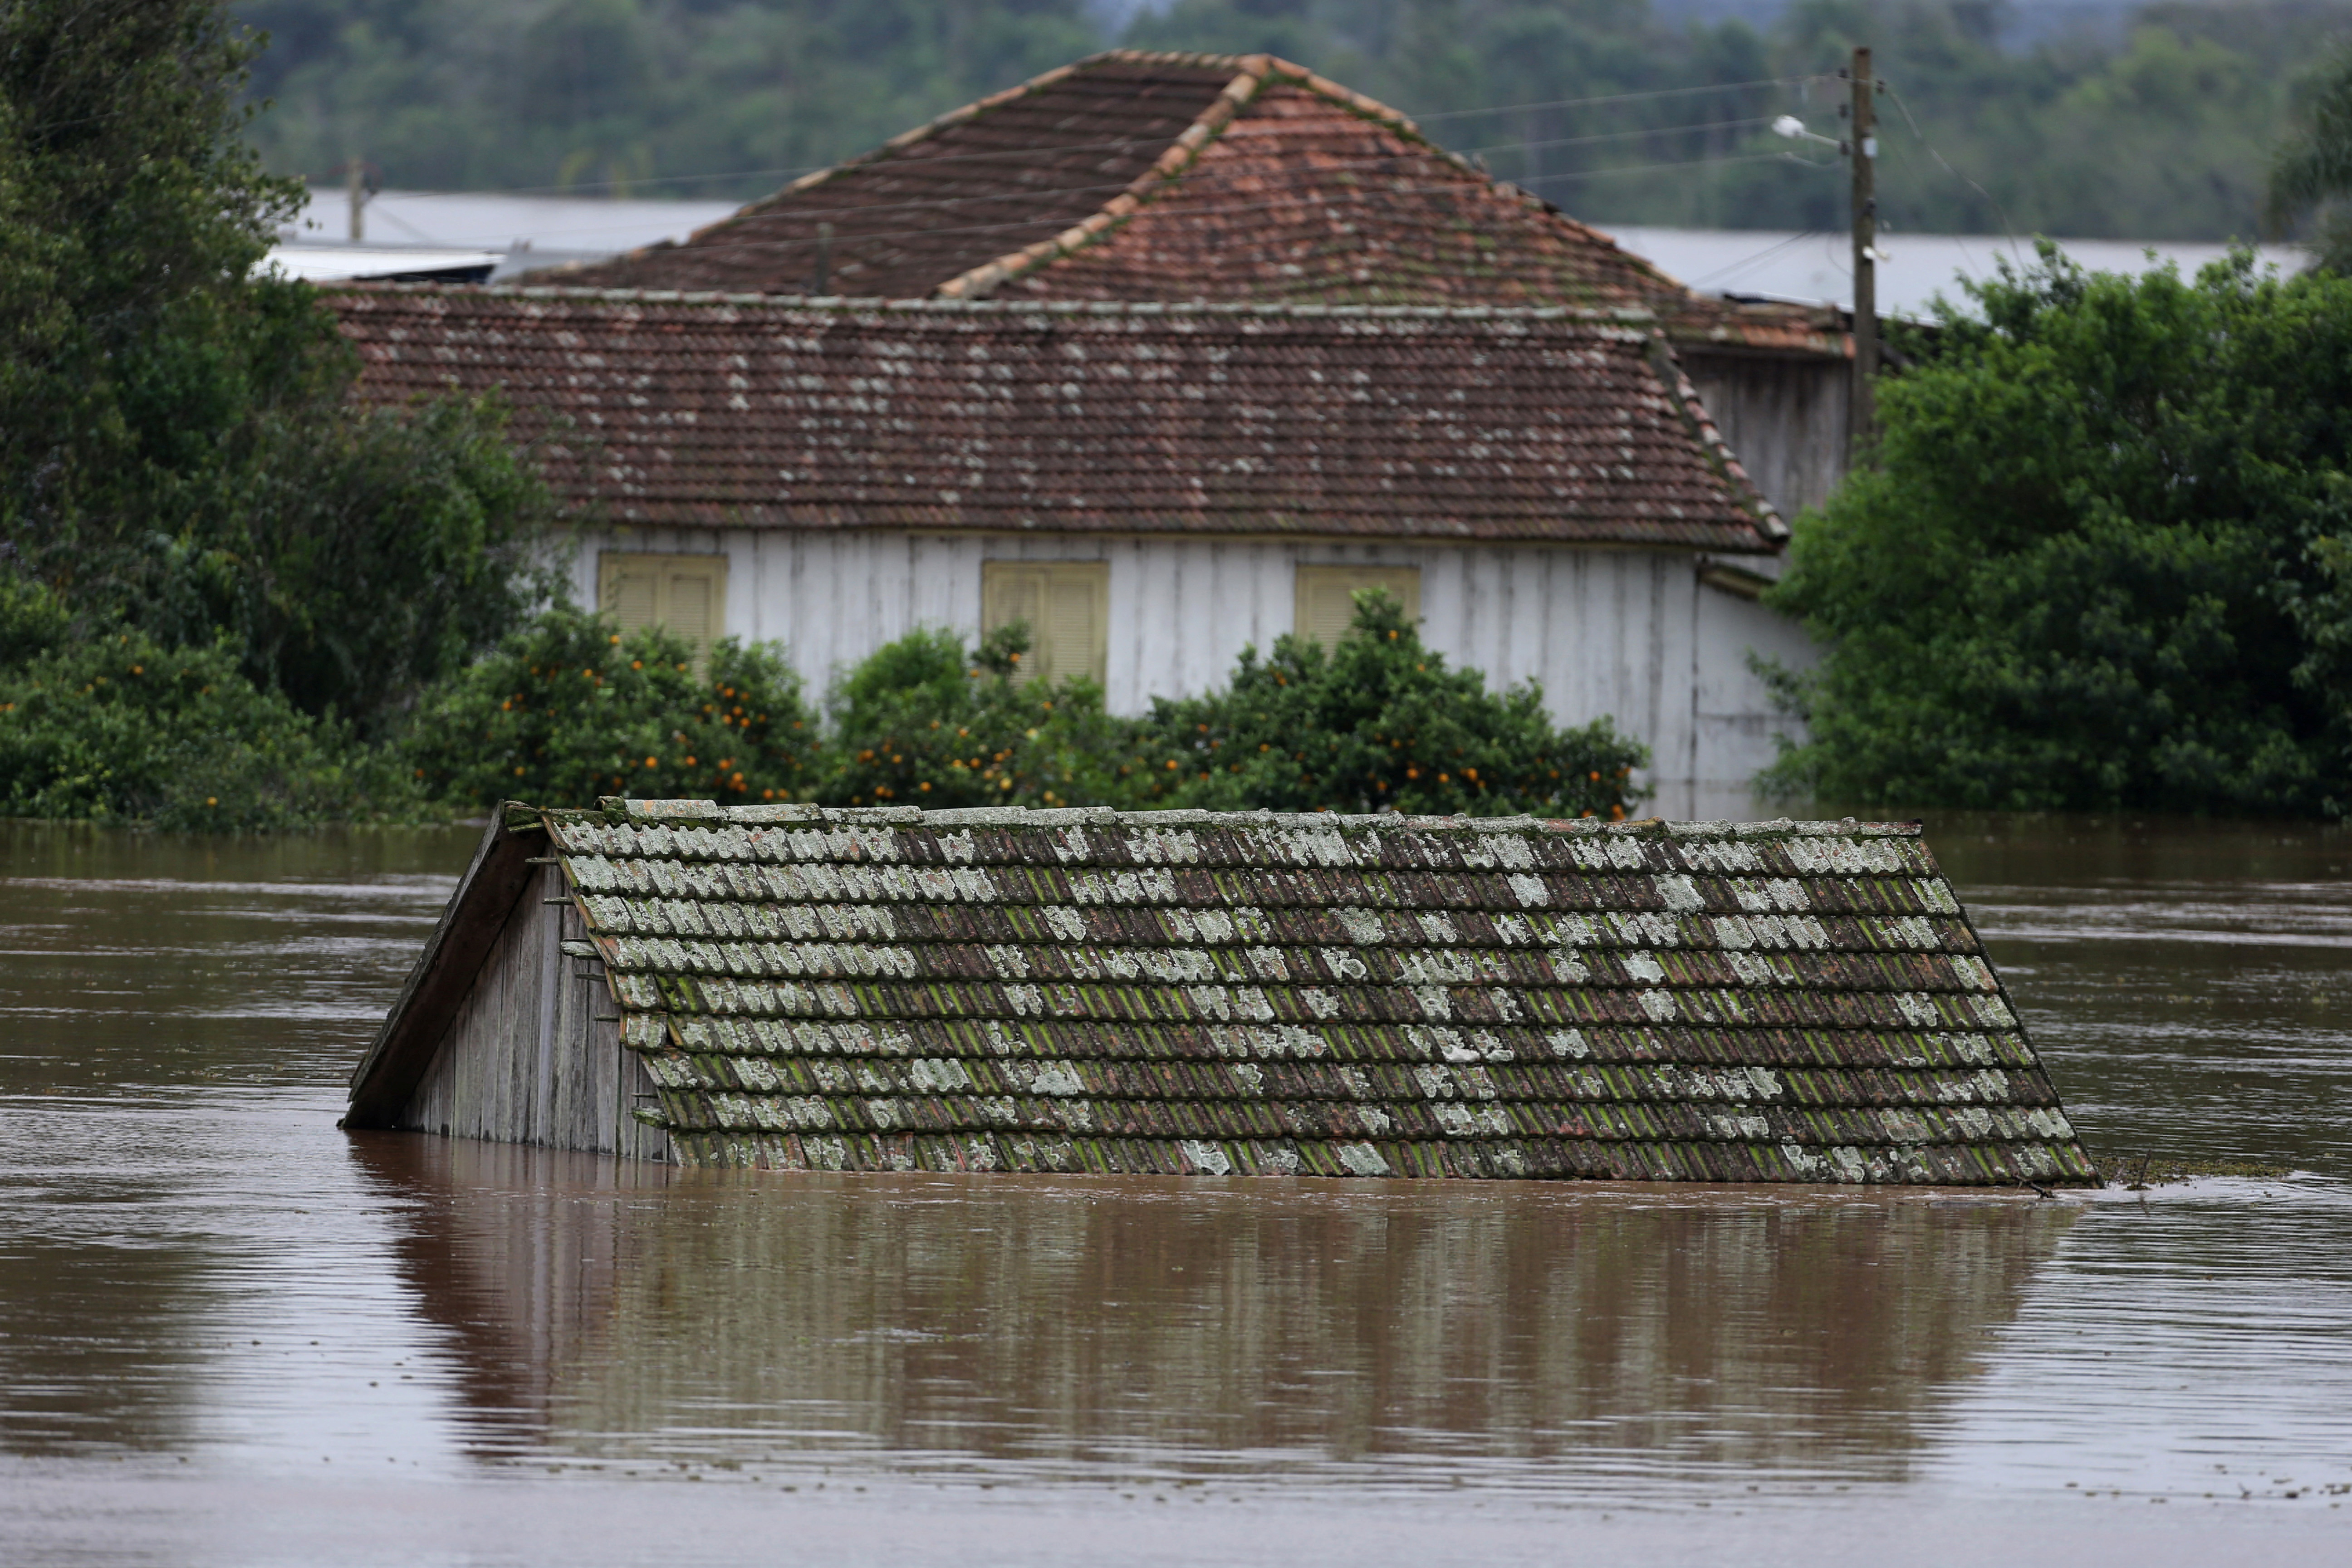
333 289 1784 550
530 51 1843 359
352 801 2096 1186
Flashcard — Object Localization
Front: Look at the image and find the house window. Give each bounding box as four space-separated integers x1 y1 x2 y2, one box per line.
981 561 1108 686
1294 564 1421 647
597 552 727 657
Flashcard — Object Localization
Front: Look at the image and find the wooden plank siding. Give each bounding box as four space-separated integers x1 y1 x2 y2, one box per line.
1678 352 1850 522
574 529 1816 815
398 864 669 1160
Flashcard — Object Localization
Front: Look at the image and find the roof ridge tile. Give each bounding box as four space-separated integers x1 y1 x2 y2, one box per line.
555 799 1923 842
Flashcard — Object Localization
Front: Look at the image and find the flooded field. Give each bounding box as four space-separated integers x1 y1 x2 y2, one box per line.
2 814 2348 1565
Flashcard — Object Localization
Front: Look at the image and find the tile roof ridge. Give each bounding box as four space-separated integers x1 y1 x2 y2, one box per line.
558 799 1924 838
507 51 1130 289
1640 333 1788 548
932 56 1723 315
326 280 1664 328
936 55 1277 301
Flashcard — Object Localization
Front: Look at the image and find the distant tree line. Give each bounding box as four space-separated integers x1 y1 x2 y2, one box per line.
232 0 2352 242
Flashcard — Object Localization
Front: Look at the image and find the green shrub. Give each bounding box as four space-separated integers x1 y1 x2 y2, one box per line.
817 623 1129 808
1764 250 2352 817
0 580 411 829
405 604 821 809
1117 591 1646 818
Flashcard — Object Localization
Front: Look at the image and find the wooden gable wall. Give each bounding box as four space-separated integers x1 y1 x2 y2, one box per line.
397 862 670 1160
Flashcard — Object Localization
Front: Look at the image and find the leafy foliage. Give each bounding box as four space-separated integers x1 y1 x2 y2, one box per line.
1118 591 1646 818
2269 43 2352 270
236 0 2343 241
0 576 412 829
821 622 1130 808
399 598 1650 819
1762 247 2352 817
404 605 822 809
1 0 554 740
240 0 1100 198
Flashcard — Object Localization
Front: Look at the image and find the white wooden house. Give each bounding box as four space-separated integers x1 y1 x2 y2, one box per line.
338 289 1810 811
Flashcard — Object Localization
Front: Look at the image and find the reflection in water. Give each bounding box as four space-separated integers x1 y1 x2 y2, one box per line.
1923 811 2352 1175
356 1135 2073 1490
3 813 2349 1563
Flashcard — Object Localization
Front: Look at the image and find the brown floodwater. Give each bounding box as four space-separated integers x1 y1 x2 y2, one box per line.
2 813 2348 1565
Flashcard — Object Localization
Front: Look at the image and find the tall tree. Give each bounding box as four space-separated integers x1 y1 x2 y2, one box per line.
0 0 551 733
1763 249 2352 818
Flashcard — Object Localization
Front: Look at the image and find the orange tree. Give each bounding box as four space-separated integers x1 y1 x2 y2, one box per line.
818 623 1127 808
406 606 819 808
1117 591 1646 818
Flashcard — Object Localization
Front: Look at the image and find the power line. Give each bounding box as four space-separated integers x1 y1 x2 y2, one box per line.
1474 116 1777 161
298 83 1821 206
1879 81 2024 271
483 150 1837 276
1411 77 1813 122
331 121 1818 253
1682 229 1836 291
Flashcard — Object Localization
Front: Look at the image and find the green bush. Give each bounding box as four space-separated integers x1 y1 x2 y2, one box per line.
818 623 1129 809
405 604 822 809
1763 250 2352 818
1117 591 1646 818
0 578 411 830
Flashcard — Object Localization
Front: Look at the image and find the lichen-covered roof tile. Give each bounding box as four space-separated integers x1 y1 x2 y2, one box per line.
539 800 2095 1184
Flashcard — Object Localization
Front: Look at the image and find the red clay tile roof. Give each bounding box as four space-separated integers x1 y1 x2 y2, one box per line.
549 54 1238 301
418 801 2096 1185
333 288 1785 551
532 51 1844 360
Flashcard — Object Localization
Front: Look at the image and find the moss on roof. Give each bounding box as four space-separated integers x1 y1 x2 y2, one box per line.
516 799 2096 1185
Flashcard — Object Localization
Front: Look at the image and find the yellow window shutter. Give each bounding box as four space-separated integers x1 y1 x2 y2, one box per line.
598 551 727 658
664 566 713 650
982 561 1107 685
1294 564 1421 648
603 555 661 639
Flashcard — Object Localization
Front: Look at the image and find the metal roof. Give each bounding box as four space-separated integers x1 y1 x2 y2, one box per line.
267 244 502 284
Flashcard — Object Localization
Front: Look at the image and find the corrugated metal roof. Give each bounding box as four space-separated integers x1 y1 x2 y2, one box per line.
268 245 502 284
331 288 1785 550
507 800 2096 1184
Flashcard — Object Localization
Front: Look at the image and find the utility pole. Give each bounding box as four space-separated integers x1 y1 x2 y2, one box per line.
1848 47 1877 460
348 155 366 243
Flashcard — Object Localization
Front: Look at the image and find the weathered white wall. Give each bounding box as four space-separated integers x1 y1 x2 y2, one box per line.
564 528 1814 800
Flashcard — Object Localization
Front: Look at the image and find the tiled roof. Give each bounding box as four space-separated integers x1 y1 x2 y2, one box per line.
517 800 2095 1186
333 289 1784 550
531 52 1845 361
542 55 1240 302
